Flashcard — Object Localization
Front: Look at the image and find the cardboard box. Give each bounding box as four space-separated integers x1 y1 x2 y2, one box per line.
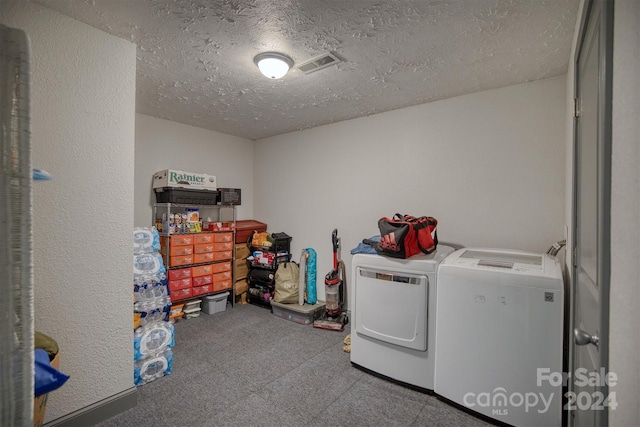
153 169 216 190
235 243 250 260
234 260 248 280
235 278 249 295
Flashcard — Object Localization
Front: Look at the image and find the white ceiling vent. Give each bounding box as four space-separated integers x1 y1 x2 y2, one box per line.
296 52 342 74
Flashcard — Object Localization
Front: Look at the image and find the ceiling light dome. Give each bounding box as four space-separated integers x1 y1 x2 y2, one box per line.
254 52 294 79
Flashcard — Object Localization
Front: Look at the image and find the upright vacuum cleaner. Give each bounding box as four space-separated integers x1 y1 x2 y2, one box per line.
313 229 349 331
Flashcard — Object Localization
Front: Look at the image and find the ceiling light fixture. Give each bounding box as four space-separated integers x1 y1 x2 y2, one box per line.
254 52 294 79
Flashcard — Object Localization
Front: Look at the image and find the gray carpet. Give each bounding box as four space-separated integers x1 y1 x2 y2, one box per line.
97 303 492 427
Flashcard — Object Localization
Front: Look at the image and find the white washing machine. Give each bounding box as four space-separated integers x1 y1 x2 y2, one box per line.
350 246 454 390
434 248 564 427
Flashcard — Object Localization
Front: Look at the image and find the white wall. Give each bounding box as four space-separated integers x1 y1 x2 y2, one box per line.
608 0 640 424
254 76 566 303
2 1 136 423
3 0 635 423
134 114 254 226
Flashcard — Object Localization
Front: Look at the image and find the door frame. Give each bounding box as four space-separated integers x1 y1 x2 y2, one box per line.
570 0 614 424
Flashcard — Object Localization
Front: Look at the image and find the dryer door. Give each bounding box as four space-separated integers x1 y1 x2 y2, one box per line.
354 267 428 351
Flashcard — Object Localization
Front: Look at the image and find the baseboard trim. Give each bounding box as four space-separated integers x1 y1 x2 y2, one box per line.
44 387 137 427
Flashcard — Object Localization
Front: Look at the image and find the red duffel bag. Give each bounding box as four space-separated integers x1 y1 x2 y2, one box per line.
376 213 438 259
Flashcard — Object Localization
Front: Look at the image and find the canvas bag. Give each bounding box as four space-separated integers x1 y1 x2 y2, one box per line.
376 213 438 259
274 262 300 304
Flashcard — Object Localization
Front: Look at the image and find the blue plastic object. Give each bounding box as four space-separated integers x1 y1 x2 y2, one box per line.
305 248 317 304
32 169 52 180
34 349 69 397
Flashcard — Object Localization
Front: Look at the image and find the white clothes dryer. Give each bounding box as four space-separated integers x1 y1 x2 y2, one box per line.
350 246 454 390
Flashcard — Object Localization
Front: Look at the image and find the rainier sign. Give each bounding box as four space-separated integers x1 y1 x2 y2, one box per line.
153 169 217 190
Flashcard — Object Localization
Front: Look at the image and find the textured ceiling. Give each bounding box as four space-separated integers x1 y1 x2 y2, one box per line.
36 0 580 140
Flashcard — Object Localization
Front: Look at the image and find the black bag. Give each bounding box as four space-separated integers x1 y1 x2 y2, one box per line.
375 213 438 259
247 269 274 286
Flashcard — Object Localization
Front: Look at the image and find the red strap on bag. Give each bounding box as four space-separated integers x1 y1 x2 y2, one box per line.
404 214 438 254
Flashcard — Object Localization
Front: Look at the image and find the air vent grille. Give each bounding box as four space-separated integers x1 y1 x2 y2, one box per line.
297 52 342 74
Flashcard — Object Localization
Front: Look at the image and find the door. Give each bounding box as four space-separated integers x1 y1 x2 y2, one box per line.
354 267 428 350
572 1 613 426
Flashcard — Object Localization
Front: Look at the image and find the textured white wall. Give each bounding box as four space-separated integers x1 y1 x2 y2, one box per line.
609 0 640 424
254 76 566 303
2 1 136 422
134 114 254 227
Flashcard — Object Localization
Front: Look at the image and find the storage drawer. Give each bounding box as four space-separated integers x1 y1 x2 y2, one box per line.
163 235 194 246
193 233 214 244
213 270 232 282
192 274 213 287
194 252 215 264
194 243 215 254
212 262 231 273
213 250 233 261
170 287 192 302
214 232 233 243
169 245 193 256
169 277 192 291
169 254 194 267
193 241 233 253
192 264 213 277
168 268 192 280
213 279 232 292
192 284 213 296
214 241 233 251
